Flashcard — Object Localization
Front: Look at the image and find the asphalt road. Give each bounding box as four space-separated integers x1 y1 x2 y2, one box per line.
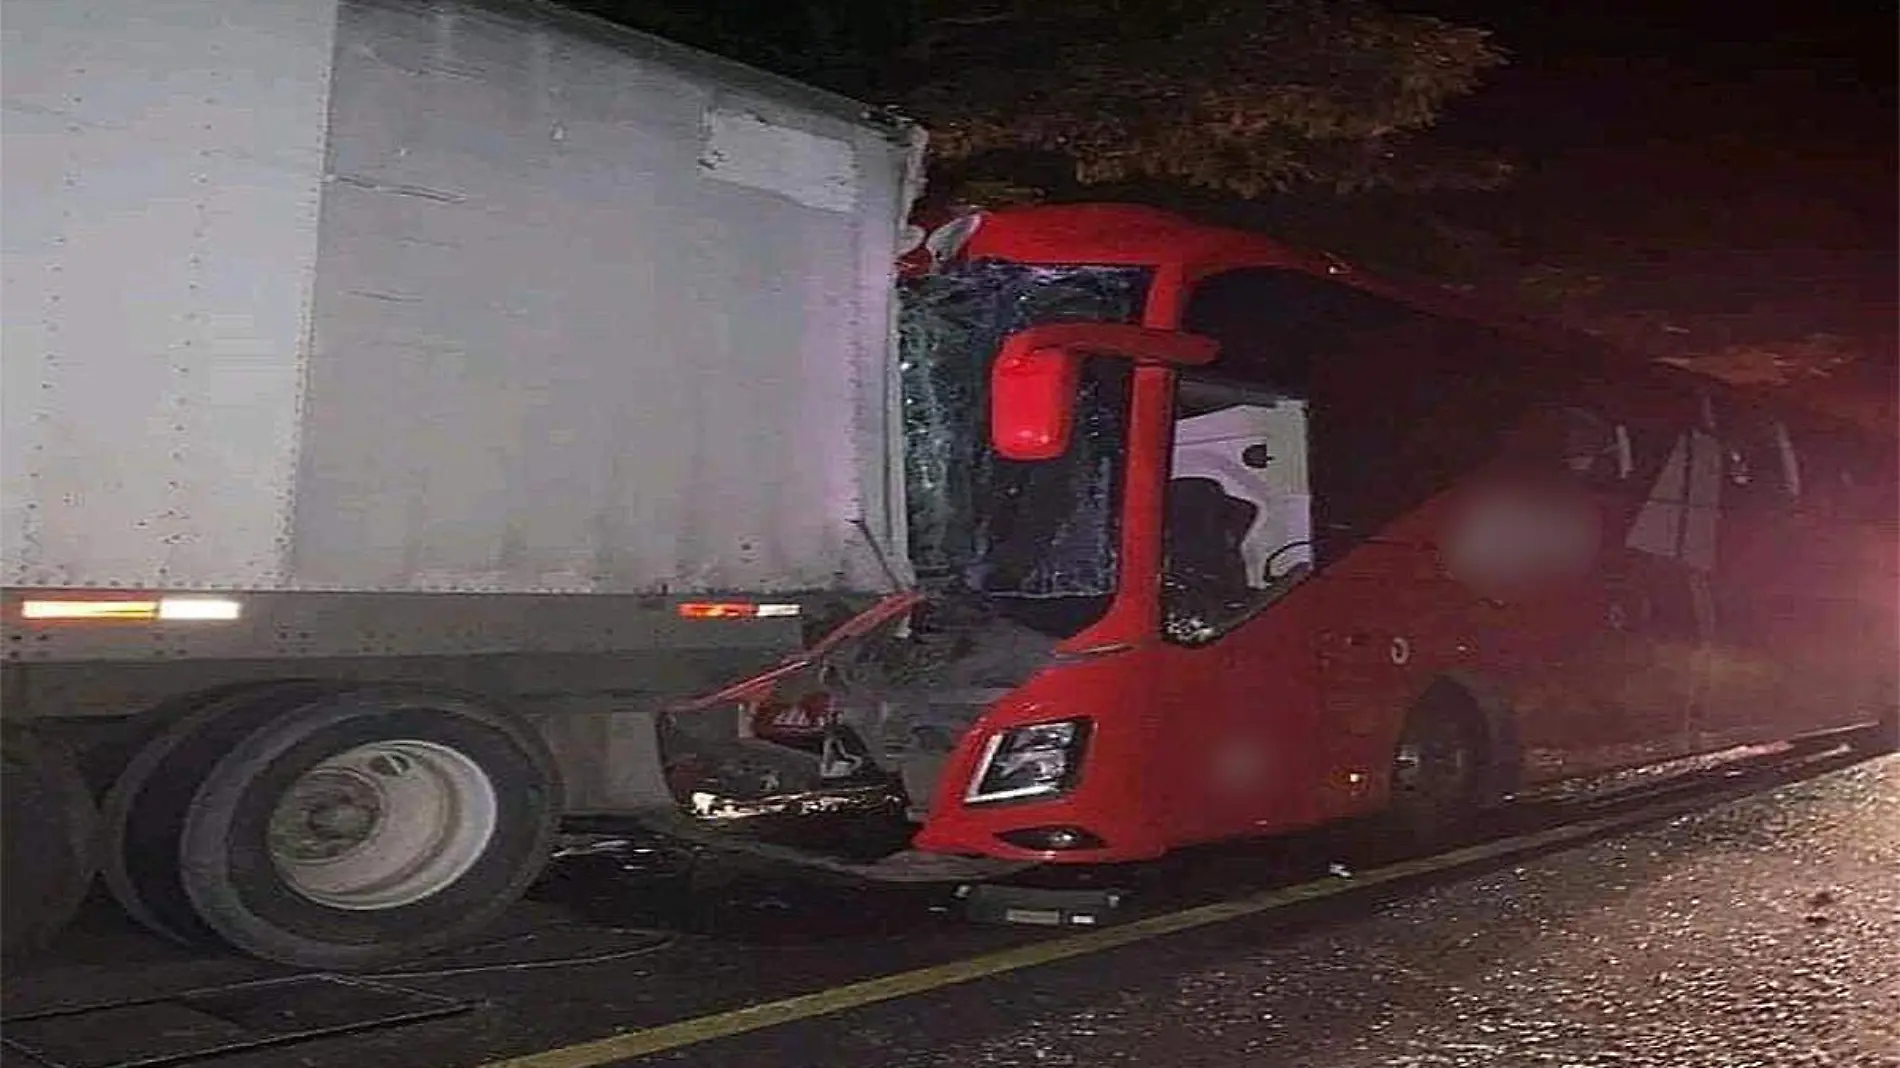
2 746 1894 1068
683 751 1897 1068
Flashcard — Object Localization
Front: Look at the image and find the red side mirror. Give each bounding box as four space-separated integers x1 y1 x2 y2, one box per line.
989 323 1217 462
991 344 1084 461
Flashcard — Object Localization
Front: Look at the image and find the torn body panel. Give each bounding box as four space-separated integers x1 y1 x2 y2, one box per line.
629 260 1150 872
658 589 1059 830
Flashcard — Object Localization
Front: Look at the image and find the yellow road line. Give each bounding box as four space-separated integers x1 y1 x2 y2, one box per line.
472 805 1678 1068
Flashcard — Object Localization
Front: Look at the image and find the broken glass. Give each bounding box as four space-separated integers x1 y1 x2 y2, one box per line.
897 261 1150 618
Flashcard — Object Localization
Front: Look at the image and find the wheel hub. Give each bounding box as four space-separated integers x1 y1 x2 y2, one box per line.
265 740 499 910
271 770 386 861
1395 727 1472 800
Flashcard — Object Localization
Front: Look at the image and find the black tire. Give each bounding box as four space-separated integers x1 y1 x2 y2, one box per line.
100 679 347 947
175 686 560 970
1385 696 1489 846
2 727 99 956
81 681 302 799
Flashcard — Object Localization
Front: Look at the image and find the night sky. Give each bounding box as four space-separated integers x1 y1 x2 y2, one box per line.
1407 1 1895 406
1420 1 1894 248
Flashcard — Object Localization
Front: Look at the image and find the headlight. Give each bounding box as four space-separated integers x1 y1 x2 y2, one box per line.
964 718 1092 804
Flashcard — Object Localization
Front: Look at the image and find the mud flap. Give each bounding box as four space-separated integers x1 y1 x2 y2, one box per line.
530 698 678 813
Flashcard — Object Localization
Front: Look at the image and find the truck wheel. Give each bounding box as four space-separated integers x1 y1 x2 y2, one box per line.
175 686 560 970
82 681 301 799
2 728 98 956
1385 698 1488 846
102 680 347 947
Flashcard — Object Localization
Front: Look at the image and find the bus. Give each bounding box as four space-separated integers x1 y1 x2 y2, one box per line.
756 201 1900 865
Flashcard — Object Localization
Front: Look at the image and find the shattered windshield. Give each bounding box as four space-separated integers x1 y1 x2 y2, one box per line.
897 261 1149 638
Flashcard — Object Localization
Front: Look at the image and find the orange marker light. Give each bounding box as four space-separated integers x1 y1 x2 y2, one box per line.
676 602 801 621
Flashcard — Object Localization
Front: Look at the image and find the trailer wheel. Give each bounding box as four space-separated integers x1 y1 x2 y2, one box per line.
2 728 98 956
1385 695 1488 845
101 680 347 946
83 681 302 799
174 686 559 970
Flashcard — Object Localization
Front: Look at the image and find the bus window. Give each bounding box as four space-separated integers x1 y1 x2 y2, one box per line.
1800 428 1896 526
1176 267 1555 573
1499 404 1631 489
1162 377 1314 644
1718 406 1800 511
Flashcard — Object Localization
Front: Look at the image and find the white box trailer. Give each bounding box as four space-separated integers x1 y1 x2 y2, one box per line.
1 0 922 966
